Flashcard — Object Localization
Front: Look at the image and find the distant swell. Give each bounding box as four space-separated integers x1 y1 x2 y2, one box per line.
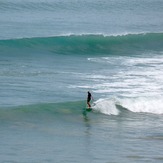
0 33 163 55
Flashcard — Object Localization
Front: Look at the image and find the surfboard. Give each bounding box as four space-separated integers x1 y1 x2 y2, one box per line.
86 108 92 111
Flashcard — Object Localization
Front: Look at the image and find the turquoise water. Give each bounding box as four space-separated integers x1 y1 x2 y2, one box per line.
1 102 163 163
0 0 163 162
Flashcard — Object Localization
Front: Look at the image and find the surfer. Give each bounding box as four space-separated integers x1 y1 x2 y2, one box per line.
87 91 93 108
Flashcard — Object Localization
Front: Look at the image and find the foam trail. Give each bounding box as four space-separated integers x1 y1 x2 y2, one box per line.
120 96 163 114
92 96 163 115
92 98 120 115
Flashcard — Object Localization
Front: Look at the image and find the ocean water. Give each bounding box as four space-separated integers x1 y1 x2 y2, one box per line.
0 0 163 163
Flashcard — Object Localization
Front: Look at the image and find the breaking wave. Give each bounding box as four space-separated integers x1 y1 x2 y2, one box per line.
0 33 163 55
1 96 163 123
93 96 163 115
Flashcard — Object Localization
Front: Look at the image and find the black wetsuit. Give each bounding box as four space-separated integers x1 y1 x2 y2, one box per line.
87 92 91 102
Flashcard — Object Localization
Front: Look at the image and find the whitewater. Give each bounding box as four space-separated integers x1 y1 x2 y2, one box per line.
0 0 163 163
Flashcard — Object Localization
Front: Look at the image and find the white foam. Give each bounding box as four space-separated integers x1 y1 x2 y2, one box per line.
120 96 163 114
93 96 163 115
92 98 120 115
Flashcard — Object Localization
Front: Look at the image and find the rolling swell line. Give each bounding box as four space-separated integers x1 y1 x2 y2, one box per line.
0 33 163 55
1 101 82 114
0 100 101 125
0 1 56 12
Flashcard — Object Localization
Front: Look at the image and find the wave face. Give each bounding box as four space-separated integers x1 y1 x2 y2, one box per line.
1 33 163 55
0 101 85 122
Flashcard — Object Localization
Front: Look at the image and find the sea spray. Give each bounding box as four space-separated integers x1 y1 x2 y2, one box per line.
93 98 120 115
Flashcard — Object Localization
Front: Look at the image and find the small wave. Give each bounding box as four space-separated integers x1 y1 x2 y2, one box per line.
1 97 163 122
